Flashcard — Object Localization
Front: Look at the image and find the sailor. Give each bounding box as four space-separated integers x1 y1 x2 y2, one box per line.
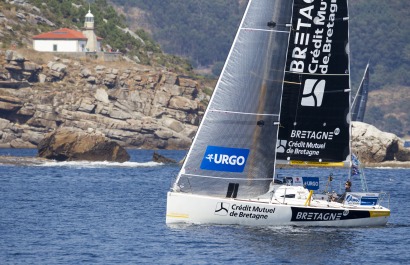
337 180 352 203
344 180 352 193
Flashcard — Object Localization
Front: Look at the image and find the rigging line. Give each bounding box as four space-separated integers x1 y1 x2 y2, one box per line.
210 109 279 117
241 27 290 34
285 71 349 76
183 173 270 181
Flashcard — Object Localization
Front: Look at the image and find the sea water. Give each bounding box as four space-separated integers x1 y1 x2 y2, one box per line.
0 149 409 264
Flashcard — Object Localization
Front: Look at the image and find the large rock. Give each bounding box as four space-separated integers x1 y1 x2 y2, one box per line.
152 151 177 164
396 141 410 161
37 127 130 162
152 151 184 165
352 121 410 163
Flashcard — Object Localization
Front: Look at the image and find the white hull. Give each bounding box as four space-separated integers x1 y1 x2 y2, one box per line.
166 192 390 227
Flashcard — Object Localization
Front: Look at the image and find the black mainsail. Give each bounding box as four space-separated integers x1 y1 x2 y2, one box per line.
277 0 350 165
351 63 369 122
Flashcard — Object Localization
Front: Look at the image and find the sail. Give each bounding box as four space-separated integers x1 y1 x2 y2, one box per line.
276 0 350 164
351 63 369 122
173 0 293 199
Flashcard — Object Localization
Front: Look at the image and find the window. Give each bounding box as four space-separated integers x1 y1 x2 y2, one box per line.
53 44 57 52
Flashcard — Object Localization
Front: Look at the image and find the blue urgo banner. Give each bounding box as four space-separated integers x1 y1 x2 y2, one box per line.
200 146 250 173
303 177 320 190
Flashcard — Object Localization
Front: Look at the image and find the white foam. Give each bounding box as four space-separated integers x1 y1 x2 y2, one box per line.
36 160 163 168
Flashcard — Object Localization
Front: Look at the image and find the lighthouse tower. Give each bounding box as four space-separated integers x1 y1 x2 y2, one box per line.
82 8 98 52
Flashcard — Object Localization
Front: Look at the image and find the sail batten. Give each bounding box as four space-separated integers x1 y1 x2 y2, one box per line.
183 173 271 181
210 109 280 116
285 71 350 76
241 27 291 33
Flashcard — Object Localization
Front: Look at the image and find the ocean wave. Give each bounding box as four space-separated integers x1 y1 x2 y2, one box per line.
372 167 410 170
35 160 163 168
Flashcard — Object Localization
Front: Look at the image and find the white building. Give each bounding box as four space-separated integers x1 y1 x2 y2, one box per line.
33 9 101 52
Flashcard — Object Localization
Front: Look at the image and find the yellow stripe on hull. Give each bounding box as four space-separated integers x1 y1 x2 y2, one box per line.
290 160 345 167
166 213 189 219
369 210 390 218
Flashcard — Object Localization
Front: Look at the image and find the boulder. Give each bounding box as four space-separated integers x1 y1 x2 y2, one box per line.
37 127 130 162
94 88 109 104
152 151 185 165
396 141 410 161
352 121 404 163
5 50 25 62
152 151 177 164
80 68 92 78
168 96 197 111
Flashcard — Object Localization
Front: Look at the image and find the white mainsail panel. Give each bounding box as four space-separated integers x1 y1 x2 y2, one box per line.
174 0 293 199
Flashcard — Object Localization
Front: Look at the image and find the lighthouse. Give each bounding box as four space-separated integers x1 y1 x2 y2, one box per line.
82 8 99 52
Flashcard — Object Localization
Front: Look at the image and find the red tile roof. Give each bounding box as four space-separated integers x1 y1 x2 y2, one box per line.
33 28 88 40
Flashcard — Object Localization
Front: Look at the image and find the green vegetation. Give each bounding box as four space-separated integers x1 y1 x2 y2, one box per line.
110 0 246 70
350 0 410 89
10 0 406 88
110 0 409 89
27 0 408 87
26 0 192 72
364 86 410 138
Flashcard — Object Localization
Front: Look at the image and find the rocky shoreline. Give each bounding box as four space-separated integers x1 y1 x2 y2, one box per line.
1 51 410 165
365 161 410 168
0 154 48 166
1 49 210 150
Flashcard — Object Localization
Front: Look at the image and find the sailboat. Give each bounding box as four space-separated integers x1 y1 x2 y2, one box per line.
166 0 390 226
351 63 370 122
